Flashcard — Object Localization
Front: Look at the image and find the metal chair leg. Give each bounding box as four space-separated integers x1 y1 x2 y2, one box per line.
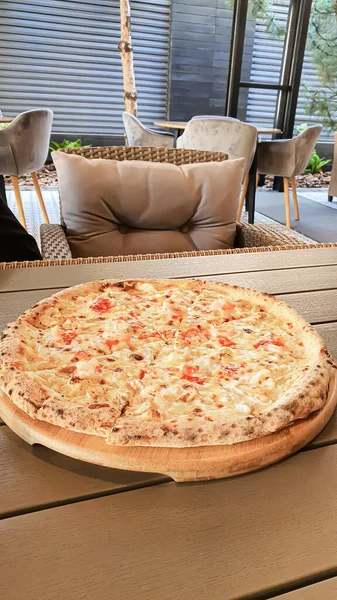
10 176 27 229
31 172 50 224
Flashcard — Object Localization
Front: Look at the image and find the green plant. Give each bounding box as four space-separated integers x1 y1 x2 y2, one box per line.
296 123 308 134
296 124 331 174
304 149 331 174
49 139 91 152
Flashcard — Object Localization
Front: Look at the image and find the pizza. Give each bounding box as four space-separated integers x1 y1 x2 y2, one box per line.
0 278 333 447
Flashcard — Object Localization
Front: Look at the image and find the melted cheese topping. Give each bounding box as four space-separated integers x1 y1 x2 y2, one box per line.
5 280 313 425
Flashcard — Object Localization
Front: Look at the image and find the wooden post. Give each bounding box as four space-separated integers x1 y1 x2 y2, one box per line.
118 0 138 116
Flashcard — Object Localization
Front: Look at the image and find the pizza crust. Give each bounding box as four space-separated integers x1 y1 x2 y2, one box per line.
1 369 119 436
0 278 334 446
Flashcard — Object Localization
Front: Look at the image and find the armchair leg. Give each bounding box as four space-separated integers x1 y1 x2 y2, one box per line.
328 195 333 202
291 177 299 220
31 172 50 224
237 175 249 222
283 177 291 229
10 176 27 229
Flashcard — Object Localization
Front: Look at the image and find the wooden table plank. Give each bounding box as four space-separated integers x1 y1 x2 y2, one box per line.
3 266 337 313
275 577 337 599
277 289 337 324
3 264 337 297
0 427 168 519
308 410 337 449
315 323 337 360
206 265 337 294
1 247 337 293
2 445 337 600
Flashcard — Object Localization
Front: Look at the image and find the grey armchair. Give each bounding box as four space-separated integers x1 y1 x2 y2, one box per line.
123 112 174 148
255 125 322 229
328 131 337 202
0 108 53 228
176 117 257 211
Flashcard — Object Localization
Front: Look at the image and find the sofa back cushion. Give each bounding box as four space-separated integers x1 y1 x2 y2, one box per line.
52 152 245 258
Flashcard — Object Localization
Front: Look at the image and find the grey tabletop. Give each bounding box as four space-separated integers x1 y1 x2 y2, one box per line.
1 245 337 599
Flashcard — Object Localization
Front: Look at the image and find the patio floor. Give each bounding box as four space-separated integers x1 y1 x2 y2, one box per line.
256 188 337 243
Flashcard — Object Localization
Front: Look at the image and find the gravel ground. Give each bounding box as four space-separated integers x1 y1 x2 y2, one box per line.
263 172 330 189
5 164 58 188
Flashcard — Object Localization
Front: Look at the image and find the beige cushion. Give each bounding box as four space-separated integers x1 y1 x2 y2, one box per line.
52 152 245 258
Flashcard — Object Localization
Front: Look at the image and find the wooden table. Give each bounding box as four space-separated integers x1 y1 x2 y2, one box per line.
0 117 13 204
1 245 337 599
154 120 281 139
154 121 281 225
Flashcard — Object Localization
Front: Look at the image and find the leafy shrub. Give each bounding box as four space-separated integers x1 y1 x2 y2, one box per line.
49 139 91 152
304 149 331 174
296 124 330 174
296 123 308 134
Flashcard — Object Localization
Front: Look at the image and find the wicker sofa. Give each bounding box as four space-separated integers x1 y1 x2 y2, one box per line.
40 220 313 260
41 145 314 260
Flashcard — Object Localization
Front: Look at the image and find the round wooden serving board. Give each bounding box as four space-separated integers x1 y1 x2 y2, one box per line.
1 372 336 482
